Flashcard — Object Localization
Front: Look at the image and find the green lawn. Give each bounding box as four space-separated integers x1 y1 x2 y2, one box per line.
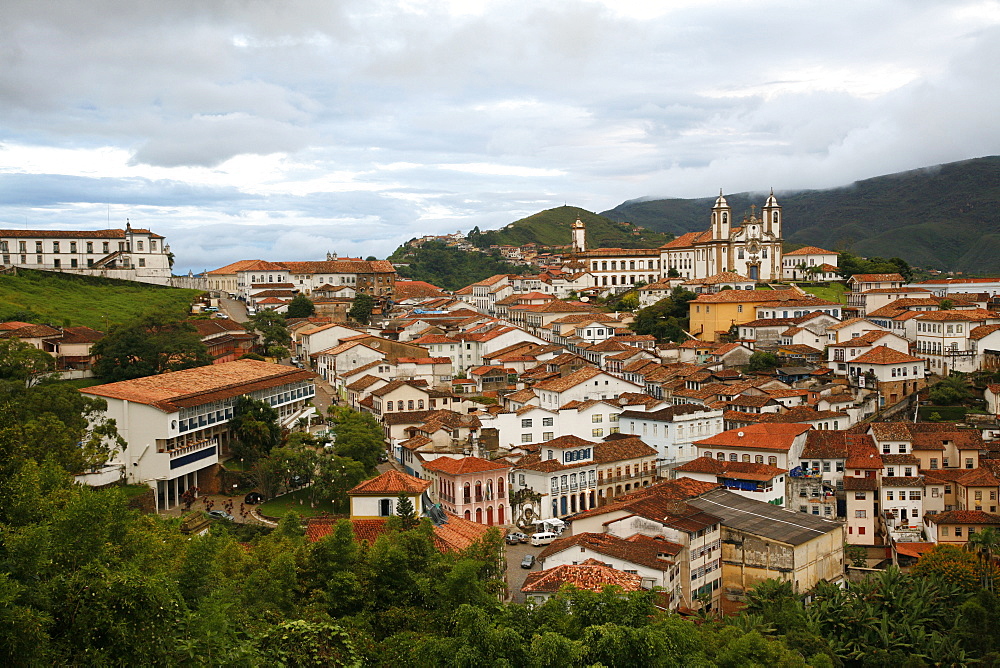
0 269 201 330
257 487 343 519
55 377 103 389
798 282 848 304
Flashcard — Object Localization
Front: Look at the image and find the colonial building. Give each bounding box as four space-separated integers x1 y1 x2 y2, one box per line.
660 190 784 282
0 223 172 285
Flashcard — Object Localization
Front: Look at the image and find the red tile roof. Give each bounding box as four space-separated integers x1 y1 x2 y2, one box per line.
422 456 511 475
694 423 811 451
926 510 1000 525
538 532 682 571
851 345 924 365
674 456 786 481
521 560 644 594
347 470 431 495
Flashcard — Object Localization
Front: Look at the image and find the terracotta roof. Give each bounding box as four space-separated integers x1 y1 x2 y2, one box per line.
970 324 1000 340
694 289 799 304
694 423 811 451
842 476 879 491
894 542 937 559
926 510 1000 525
674 456 786 481
521 561 644 594
848 273 904 283
538 532 682 571
422 456 511 475
881 476 924 487
278 259 396 274
784 246 836 256
533 366 604 392
306 511 494 552
568 477 722 524
81 359 312 412
851 345 924 365
956 467 1000 487
914 309 996 322
0 227 163 239
844 434 882 469
516 437 656 473
347 470 431 495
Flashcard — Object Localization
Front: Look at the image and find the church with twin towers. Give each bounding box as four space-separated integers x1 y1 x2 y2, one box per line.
572 190 785 290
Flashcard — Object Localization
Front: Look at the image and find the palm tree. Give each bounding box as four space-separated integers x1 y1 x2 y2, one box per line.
966 526 1000 591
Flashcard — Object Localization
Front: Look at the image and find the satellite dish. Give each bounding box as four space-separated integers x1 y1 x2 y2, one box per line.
737 431 744 437
580 296 590 302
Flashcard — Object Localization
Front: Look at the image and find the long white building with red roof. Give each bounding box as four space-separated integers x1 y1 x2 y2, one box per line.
80 359 316 509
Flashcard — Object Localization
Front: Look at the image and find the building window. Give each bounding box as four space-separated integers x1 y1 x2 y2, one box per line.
592 414 602 423
543 417 553 427
592 428 603 437
521 434 532 443
521 419 532 428
543 431 553 440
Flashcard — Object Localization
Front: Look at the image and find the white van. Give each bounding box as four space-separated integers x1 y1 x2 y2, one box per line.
530 531 557 547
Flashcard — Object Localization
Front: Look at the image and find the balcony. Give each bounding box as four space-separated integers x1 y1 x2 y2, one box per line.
167 438 218 470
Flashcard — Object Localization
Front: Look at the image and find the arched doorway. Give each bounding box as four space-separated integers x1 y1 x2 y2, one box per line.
486 506 494 526
464 510 471 520
498 504 505 524
475 508 483 524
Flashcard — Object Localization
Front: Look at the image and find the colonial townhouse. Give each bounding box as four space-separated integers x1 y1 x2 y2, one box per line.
914 276 1000 298
680 271 756 294
619 404 725 471
392 280 448 304
827 329 910 375
842 437 883 543
825 317 889 345
392 410 485 474
724 407 852 432
970 324 1000 373
915 309 1000 373
512 434 658 519
80 360 315 508
393 356 453 385
345 374 387 409
846 273 906 314
539 269 594 298
313 340 385 383
881 475 928 541
754 295 841 320
489 398 649 449
44 325 105 374
781 246 839 281
865 298 946 339
693 423 812 471
844 345 927 407
409 333 467 372
513 301 602 339
468 274 513 315
538 533 684 608
370 379 438 417
779 324 828 350
295 322 365 360
868 422 983 473
925 510 1000 546
659 191 785 283
737 317 800 346
422 455 513 526
467 365 515 393
850 286 938 316
569 478 725 610
276 257 397 298
578 247 662 291
494 292 555 321
637 278 678 307
689 289 800 342
0 223 172 285
925 468 1000 514
673 457 787 506
191 319 255 364
532 366 643 410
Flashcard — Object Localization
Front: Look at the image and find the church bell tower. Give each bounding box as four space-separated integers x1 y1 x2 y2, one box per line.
571 216 586 253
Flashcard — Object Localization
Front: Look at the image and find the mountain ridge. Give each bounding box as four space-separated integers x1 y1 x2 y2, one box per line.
600 156 1000 273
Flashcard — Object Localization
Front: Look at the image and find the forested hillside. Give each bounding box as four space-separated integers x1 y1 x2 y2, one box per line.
390 241 531 291
470 205 673 249
602 156 1000 273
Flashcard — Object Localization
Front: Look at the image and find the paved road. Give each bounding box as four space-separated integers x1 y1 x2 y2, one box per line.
505 538 545 603
220 297 248 323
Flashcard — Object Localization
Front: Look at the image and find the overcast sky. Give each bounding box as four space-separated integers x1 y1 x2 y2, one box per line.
2 0 999 273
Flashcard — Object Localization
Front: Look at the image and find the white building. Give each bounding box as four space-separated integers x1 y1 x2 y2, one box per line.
81 359 315 509
0 223 172 285
618 404 725 471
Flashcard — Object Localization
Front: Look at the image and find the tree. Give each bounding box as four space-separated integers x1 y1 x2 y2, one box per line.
911 544 998 590
747 351 780 373
0 338 55 386
629 287 696 343
286 294 316 319
929 374 971 405
92 312 211 381
348 294 374 325
329 406 386 472
245 309 291 352
229 396 282 465
396 492 418 530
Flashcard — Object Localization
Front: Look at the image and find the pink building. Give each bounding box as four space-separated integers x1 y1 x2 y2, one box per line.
422 456 513 526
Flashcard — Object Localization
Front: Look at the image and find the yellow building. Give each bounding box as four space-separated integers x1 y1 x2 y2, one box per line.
689 289 799 341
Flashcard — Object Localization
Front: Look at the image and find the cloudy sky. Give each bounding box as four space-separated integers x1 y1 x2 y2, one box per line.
2 0 999 273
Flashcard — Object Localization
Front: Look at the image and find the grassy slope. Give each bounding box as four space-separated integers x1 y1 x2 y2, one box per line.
475 206 673 249
0 269 201 330
798 282 849 304
601 156 1000 273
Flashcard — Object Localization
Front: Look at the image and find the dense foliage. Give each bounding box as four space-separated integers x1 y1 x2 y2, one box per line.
245 308 292 358
286 294 317 319
92 311 211 381
348 293 374 325
629 287 696 342
390 240 530 291
835 251 914 281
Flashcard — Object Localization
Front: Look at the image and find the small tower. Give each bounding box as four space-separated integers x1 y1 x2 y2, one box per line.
571 215 586 253
712 189 731 240
761 188 781 237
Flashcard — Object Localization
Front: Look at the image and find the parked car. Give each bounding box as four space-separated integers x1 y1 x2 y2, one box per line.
207 510 234 521
244 492 264 504
530 531 558 546
520 554 535 569
506 531 527 545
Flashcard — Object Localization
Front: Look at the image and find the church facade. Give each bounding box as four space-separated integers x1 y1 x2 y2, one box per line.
659 190 784 282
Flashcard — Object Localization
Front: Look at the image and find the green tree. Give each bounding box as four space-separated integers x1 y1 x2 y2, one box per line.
348 293 375 325
929 374 971 405
396 492 418 530
229 395 282 465
0 338 55 386
312 454 368 512
246 309 291 352
286 294 317 319
330 406 387 472
747 351 780 373
92 311 211 381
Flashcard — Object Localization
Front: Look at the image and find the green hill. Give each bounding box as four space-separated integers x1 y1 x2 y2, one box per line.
469 206 673 249
389 242 531 291
601 156 1000 273
0 269 201 330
